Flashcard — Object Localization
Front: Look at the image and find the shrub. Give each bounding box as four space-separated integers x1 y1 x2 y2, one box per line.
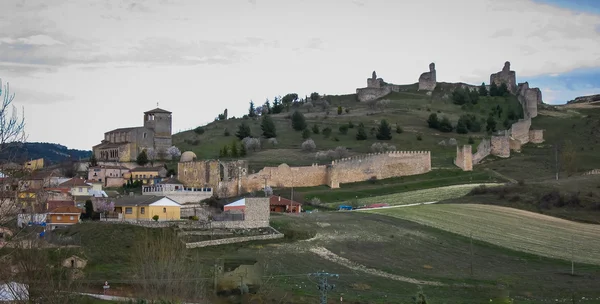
302 102 314 113
152 215 159 221
322 127 332 138
396 124 403 134
337 106 343 115
263 186 273 196
301 139 316 152
371 142 396 153
261 115 277 138
348 121 354 128
356 123 367 140
310 92 319 101
339 124 349 135
235 122 252 140
268 137 278 146
438 117 453 133
194 127 205 135
315 146 349 160
456 119 468 134
302 128 311 139
427 113 439 129
242 137 261 152
189 215 199 221
223 128 230 136
345 108 350 114
468 136 475 144
312 124 320 134
416 134 423 141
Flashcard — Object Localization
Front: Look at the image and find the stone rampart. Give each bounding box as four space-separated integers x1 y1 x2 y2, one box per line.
510 118 532 144
185 233 284 248
454 145 473 171
529 130 544 144
217 151 431 197
356 86 392 102
418 63 437 91
472 139 491 165
491 135 510 158
517 82 541 118
509 137 522 152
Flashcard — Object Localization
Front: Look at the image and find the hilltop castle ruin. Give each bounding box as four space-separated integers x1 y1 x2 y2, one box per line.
418 63 437 91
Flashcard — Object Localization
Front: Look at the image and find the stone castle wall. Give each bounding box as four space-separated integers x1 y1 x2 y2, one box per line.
454 145 473 171
529 130 544 144
517 82 541 118
472 139 491 165
490 135 510 158
213 151 431 197
510 118 532 144
509 137 522 152
356 86 392 102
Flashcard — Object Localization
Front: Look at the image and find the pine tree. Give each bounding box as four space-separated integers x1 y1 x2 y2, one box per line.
356 123 367 140
248 100 256 117
456 119 468 134
427 113 440 129
291 111 307 131
239 141 247 157
478 82 488 96
312 124 320 134
486 115 497 133
261 114 277 138
302 128 311 139
376 119 392 140
230 140 239 157
235 122 252 140
489 82 499 96
136 150 149 166
264 98 272 114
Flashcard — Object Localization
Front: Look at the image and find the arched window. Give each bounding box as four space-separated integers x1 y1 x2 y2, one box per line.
163 208 166 213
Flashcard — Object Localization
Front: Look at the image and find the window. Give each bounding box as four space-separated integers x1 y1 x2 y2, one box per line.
57 216 62 220
143 132 147 138
125 207 132 214
163 208 166 213
69 216 74 220
99 178 102 182
140 207 145 214
78 187 82 192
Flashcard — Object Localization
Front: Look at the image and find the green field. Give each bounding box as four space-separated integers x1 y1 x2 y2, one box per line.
368 203 600 265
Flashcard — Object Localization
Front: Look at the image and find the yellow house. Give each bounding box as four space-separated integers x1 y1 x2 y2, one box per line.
24 158 44 171
113 195 180 221
125 166 168 185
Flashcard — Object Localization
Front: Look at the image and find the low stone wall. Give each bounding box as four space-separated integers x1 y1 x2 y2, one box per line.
185 233 284 249
529 130 544 144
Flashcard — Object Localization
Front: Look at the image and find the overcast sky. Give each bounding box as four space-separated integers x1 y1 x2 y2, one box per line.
1 0 600 150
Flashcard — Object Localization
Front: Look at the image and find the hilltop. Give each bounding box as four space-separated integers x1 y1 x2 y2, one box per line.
0 142 91 165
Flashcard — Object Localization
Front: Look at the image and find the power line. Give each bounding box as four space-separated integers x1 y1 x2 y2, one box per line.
309 271 339 304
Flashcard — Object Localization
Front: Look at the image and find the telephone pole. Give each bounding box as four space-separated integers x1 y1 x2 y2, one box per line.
555 142 559 181
469 232 474 276
310 271 339 304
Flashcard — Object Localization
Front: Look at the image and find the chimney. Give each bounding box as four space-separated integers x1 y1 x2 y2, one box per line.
278 196 280 201
170 174 173 178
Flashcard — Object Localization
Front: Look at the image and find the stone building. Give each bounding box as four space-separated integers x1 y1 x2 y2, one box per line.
418 63 437 91
92 108 173 162
490 61 517 94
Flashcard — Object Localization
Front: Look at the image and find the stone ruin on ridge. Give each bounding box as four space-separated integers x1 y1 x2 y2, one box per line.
418 62 437 91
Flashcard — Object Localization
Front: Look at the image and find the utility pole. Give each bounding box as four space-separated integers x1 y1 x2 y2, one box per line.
555 143 559 181
470 232 474 276
571 235 574 276
310 271 339 304
291 173 294 202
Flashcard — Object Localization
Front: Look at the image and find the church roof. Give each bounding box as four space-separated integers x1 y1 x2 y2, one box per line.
144 108 171 114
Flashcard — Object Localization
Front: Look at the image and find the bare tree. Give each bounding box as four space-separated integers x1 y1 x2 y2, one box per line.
0 79 26 155
130 229 205 302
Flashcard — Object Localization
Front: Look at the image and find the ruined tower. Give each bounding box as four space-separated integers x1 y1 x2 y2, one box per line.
418 62 437 91
490 61 517 94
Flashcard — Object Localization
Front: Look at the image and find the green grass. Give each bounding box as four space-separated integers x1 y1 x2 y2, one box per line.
368 203 600 265
173 85 525 170
283 168 504 204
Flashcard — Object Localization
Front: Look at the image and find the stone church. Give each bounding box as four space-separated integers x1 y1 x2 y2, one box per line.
92 108 173 162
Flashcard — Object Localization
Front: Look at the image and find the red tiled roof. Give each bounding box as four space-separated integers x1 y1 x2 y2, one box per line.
45 187 71 193
49 206 82 214
269 196 302 207
59 178 92 187
47 200 75 210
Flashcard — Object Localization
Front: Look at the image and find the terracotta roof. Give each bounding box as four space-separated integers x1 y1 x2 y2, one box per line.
269 196 302 207
94 142 130 149
113 195 168 206
47 200 75 210
106 127 140 134
89 165 129 170
130 166 164 172
59 178 92 188
45 187 71 193
144 108 171 114
49 206 82 214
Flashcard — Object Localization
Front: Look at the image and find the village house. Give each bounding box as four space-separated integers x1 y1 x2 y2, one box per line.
113 195 181 221
46 206 82 230
88 165 130 187
269 195 302 213
125 166 167 185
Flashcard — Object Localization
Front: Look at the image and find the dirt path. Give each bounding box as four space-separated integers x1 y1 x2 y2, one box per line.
309 247 447 287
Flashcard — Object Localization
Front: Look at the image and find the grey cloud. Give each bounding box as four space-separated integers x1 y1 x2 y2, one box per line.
490 28 513 38
10 87 74 105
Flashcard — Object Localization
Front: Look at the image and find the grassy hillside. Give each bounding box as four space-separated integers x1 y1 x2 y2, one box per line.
173 84 525 171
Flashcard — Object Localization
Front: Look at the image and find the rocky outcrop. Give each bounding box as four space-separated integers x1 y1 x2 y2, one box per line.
418 63 437 91
567 94 600 104
490 61 517 94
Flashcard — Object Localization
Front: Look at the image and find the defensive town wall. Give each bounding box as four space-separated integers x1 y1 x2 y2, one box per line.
454 145 473 171
510 118 532 144
529 129 544 144
214 151 431 197
472 139 491 165
490 135 510 158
